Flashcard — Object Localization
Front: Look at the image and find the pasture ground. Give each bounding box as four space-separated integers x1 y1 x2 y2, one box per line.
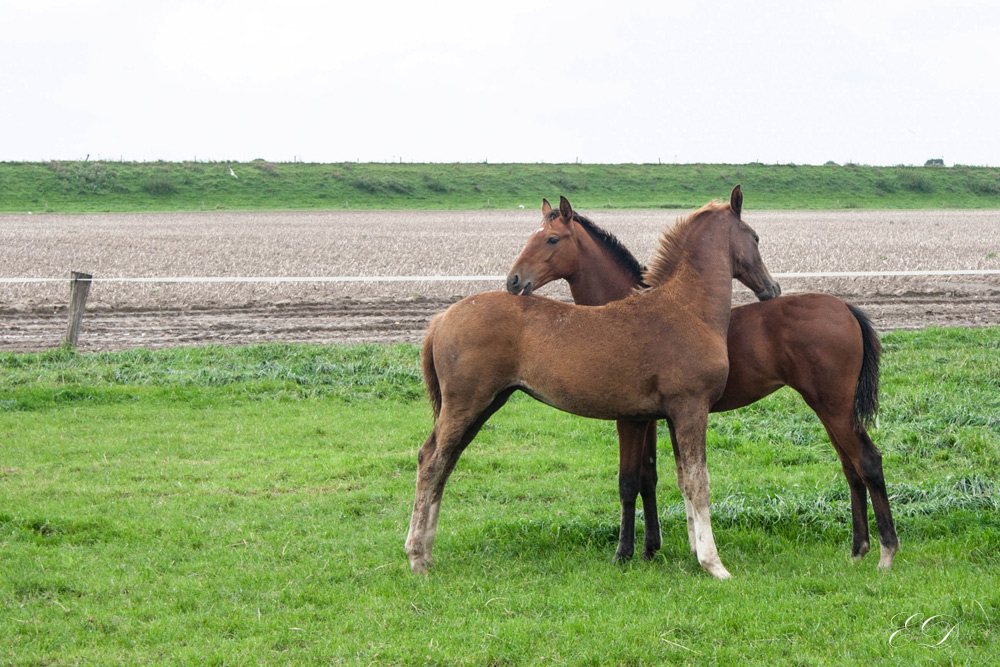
2 329 999 665
2 204 999 663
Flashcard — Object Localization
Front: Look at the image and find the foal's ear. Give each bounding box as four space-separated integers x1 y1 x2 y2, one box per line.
730 184 743 218
559 196 574 221
541 198 552 215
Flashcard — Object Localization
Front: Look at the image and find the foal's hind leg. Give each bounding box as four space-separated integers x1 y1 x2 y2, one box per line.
855 427 899 568
613 420 660 563
820 423 872 561
405 420 463 574
406 390 514 574
819 413 899 569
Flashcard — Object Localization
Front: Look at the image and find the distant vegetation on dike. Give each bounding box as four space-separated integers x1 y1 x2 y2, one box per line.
2 160 1000 213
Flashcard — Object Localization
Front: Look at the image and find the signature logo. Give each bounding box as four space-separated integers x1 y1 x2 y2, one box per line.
889 613 960 648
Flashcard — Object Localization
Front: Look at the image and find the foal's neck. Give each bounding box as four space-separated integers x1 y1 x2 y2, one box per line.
673 221 736 331
568 220 642 306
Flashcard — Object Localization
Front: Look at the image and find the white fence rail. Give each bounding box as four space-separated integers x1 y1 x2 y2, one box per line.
3 269 1000 284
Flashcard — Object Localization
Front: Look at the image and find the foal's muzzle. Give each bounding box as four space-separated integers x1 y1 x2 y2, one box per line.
755 280 781 301
506 273 533 296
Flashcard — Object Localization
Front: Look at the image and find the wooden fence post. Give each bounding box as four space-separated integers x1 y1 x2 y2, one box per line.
64 271 93 347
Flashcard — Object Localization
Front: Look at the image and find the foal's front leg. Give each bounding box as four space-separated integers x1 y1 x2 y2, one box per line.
614 420 661 562
666 421 697 556
614 420 645 563
670 407 731 580
638 420 661 559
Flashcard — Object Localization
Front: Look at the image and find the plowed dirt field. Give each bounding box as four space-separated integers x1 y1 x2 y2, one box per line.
3 209 999 352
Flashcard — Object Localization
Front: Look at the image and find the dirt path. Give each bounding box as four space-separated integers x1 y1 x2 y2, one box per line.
4 292 999 353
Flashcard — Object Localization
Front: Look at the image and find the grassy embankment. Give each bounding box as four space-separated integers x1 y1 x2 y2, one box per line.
2 160 1000 212
2 328 998 665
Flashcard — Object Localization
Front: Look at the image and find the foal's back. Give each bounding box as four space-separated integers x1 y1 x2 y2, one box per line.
429 290 729 421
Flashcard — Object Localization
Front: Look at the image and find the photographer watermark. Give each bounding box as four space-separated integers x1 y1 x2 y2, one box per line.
889 613 960 648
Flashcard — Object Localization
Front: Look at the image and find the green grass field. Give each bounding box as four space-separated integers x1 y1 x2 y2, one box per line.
3 160 1000 213
2 329 998 665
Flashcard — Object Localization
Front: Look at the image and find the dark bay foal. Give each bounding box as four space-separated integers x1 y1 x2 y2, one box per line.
507 201 898 569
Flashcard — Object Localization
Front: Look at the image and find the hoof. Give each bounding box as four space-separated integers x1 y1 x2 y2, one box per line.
701 560 732 580
408 555 431 575
612 550 634 565
878 548 897 570
850 541 871 563
643 538 661 560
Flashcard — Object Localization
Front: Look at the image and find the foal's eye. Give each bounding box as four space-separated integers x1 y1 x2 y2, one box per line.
753 234 760 244
547 236 560 245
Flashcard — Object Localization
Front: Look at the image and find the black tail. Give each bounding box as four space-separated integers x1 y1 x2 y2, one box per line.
848 304 881 433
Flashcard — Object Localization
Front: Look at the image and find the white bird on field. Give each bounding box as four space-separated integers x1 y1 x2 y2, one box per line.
230 167 239 179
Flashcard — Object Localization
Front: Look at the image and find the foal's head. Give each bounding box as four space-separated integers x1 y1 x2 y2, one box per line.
506 196 580 296
724 185 781 300
644 185 781 301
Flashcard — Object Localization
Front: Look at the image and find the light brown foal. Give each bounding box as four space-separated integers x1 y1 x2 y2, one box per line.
406 187 780 580
506 203 899 569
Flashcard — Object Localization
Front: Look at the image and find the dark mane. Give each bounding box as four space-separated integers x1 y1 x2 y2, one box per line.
545 210 648 288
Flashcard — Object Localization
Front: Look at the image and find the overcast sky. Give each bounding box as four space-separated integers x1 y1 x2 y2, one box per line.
3 0 998 166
